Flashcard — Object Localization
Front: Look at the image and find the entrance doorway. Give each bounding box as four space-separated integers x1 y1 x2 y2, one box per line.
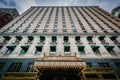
39 68 82 80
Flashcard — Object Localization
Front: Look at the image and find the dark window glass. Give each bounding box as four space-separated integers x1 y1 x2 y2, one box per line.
64 46 70 54
91 46 100 54
77 46 85 54
98 63 110 67
52 36 57 42
6 46 16 54
0 62 5 70
21 46 29 54
64 36 69 42
40 36 45 42
75 36 80 42
35 46 43 55
7 62 22 72
26 62 34 72
86 62 92 67
105 46 116 55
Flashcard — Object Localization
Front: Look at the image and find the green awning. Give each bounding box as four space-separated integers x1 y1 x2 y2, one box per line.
98 36 105 40
28 36 34 40
77 46 85 52
36 46 43 52
87 36 92 41
6 46 16 51
91 46 99 51
75 36 80 41
4 36 11 40
105 46 114 51
52 36 57 41
64 46 70 52
64 36 68 41
40 36 45 41
50 46 56 52
110 36 117 40
16 36 23 41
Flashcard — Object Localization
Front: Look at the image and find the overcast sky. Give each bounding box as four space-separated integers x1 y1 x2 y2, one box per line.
0 0 120 14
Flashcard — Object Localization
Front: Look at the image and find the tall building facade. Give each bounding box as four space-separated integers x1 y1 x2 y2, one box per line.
0 8 19 29
0 6 120 80
112 6 120 18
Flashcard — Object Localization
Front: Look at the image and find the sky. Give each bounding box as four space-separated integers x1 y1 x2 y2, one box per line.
0 0 120 14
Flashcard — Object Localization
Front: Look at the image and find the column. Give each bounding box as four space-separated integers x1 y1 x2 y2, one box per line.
57 36 64 56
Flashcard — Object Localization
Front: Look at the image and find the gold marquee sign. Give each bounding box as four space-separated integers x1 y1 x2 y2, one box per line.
34 61 86 66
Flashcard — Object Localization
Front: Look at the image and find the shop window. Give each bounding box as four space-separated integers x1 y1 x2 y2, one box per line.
115 62 120 67
7 62 22 72
20 46 29 54
35 46 43 55
98 63 110 67
26 62 34 72
77 46 85 54
86 62 92 67
0 62 5 70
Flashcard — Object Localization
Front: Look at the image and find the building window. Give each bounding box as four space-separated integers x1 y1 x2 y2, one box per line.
75 36 80 42
63 36 69 42
28 36 34 42
91 46 100 54
87 36 93 42
6 46 16 54
98 36 105 41
16 36 23 42
40 36 45 42
105 46 116 55
77 46 85 54
52 36 57 42
110 36 117 41
7 62 22 72
50 46 56 54
0 62 5 70
0 46 3 50
26 62 34 72
4 36 11 41
118 46 120 49
98 63 110 67
86 62 92 67
35 46 43 55
115 62 120 68
64 46 70 54
20 46 29 54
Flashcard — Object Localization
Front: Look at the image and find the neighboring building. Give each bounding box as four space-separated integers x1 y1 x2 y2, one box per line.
0 8 19 18
0 8 19 29
0 6 120 80
112 6 120 18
